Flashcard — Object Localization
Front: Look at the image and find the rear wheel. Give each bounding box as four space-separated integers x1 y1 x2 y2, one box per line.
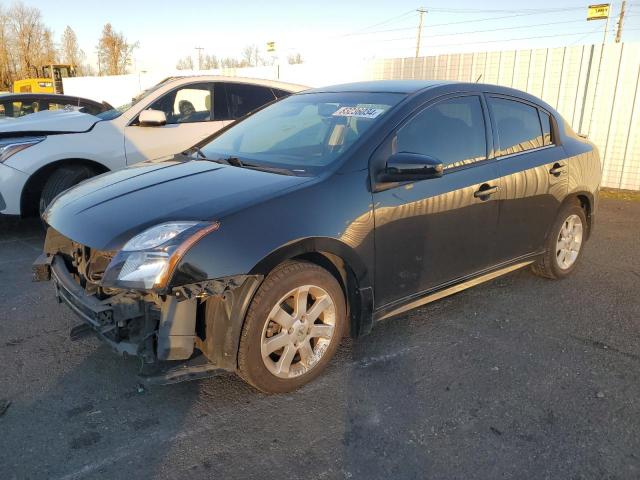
531 200 587 279
238 261 346 393
39 165 96 218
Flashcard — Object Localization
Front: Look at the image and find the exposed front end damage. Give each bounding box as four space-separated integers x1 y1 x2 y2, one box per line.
34 228 262 383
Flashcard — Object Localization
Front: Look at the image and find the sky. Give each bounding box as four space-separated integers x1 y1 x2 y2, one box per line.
11 0 640 71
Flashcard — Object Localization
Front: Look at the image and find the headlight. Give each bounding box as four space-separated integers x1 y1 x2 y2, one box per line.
122 222 200 251
0 137 45 163
102 221 220 290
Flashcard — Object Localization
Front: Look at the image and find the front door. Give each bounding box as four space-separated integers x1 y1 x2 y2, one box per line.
124 82 229 165
373 94 501 308
486 96 569 261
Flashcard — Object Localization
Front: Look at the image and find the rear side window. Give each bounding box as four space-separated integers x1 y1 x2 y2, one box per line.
539 110 553 146
395 95 487 168
489 97 545 156
223 84 276 119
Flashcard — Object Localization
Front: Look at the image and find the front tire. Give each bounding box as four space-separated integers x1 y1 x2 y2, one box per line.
238 261 346 393
531 199 587 279
39 166 96 218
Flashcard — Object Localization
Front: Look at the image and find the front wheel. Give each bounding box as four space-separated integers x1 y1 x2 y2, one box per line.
238 261 346 393
39 165 96 218
531 200 588 279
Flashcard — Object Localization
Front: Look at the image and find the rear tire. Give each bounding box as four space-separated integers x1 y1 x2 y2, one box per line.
531 199 587 279
39 166 96 218
238 261 346 394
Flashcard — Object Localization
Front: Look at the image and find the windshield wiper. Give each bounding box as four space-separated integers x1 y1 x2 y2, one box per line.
200 155 244 166
191 146 207 159
198 155 297 176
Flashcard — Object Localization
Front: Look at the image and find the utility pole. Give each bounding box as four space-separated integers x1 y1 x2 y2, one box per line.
194 47 204 70
615 0 627 43
415 8 427 58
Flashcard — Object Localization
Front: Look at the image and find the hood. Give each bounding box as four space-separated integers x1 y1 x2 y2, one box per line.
0 109 101 135
44 157 312 250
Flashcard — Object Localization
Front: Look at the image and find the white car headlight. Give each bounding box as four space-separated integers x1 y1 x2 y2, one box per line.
102 221 220 290
0 137 45 163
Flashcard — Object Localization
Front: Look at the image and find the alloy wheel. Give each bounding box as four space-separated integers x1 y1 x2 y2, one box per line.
260 285 336 379
556 214 583 270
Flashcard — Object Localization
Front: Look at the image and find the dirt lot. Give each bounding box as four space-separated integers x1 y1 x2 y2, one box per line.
1 197 639 480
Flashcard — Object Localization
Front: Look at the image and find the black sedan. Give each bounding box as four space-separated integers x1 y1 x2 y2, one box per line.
35 80 601 393
0 93 112 118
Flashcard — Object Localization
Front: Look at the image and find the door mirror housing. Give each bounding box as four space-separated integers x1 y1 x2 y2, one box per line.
378 152 444 182
139 109 167 127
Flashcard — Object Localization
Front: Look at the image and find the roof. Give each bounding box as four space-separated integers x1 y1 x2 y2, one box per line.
162 75 309 93
306 80 455 94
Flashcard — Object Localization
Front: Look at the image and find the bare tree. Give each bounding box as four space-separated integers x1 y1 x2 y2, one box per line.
96 23 138 75
202 54 219 69
241 44 260 67
176 55 194 70
220 57 241 68
5 2 57 80
60 26 90 75
0 6 12 90
287 53 303 64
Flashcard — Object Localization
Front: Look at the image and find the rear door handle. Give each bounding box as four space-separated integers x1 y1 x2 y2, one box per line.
549 163 567 176
473 184 499 199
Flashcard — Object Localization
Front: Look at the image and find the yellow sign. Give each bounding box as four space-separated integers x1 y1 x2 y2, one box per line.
587 3 610 20
266 41 276 53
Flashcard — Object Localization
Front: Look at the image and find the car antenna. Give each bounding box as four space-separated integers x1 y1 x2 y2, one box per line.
475 74 482 83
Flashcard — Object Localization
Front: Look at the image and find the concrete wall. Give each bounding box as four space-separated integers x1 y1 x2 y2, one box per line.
64 43 640 190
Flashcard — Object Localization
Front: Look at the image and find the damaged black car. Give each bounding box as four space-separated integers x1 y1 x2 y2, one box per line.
34 81 600 393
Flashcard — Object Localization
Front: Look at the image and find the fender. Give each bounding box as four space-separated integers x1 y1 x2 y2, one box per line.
250 237 375 337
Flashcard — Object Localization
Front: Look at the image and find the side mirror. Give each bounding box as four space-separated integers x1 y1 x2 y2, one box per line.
139 109 167 127
378 152 444 182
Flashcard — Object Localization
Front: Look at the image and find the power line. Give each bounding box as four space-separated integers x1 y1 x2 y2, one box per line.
346 9 416 35
341 6 587 37
372 26 640 53
342 14 640 45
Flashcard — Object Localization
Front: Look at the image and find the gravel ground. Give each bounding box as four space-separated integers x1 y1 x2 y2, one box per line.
0 197 639 480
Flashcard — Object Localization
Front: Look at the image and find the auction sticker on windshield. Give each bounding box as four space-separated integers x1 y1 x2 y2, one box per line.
332 106 385 119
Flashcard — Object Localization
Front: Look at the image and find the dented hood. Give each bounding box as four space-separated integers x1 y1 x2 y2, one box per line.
0 109 101 135
44 157 312 251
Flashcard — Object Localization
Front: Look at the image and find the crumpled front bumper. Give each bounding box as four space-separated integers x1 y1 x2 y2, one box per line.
45 254 145 356
33 252 264 372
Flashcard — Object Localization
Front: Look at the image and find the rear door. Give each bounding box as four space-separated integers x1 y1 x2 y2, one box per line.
124 82 225 164
487 95 568 261
218 82 278 120
372 94 501 307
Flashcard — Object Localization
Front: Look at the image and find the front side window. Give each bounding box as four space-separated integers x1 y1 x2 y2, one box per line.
395 95 487 168
201 91 404 175
489 97 545 155
148 83 213 124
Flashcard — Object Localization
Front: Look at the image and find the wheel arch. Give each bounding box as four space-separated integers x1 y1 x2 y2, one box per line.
249 238 375 338
562 191 594 239
20 158 110 217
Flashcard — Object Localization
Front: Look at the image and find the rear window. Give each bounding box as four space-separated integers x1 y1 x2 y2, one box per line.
489 97 545 156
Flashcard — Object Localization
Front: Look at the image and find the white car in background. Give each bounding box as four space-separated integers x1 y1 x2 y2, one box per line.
0 76 307 218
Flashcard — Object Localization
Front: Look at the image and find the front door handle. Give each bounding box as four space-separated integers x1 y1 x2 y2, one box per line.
549 163 567 176
474 184 499 199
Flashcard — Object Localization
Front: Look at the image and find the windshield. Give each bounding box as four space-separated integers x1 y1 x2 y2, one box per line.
94 78 175 120
199 91 405 174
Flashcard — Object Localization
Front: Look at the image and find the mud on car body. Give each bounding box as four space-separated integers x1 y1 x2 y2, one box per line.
34 81 600 393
